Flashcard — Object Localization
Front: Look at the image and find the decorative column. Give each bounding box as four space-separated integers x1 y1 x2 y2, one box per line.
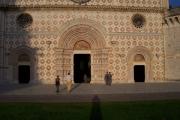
91 48 109 84
91 49 101 83
63 49 73 78
0 10 5 82
56 49 73 82
55 48 64 80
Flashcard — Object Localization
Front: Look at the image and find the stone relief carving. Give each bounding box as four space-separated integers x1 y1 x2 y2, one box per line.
74 41 91 50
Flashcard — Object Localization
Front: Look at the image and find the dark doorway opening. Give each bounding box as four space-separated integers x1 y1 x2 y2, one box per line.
134 65 145 82
18 65 30 84
74 54 91 83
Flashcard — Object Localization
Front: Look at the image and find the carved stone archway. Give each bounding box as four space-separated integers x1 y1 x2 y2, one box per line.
56 20 108 83
127 46 152 83
73 40 91 50
9 46 36 83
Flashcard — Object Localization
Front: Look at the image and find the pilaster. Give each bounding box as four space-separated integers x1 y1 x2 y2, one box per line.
0 10 5 82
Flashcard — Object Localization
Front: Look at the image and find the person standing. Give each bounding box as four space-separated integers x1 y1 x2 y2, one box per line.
104 72 109 85
55 75 60 93
84 73 88 83
109 72 113 86
65 72 72 93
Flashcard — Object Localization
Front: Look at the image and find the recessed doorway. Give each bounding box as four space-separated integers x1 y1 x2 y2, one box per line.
134 65 145 82
74 54 91 83
18 65 30 84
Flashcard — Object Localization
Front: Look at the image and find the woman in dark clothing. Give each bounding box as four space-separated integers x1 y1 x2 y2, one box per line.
55 75 60 93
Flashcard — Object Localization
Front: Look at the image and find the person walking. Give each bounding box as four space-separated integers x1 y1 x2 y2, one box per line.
55 75 60 93
65 72 72 93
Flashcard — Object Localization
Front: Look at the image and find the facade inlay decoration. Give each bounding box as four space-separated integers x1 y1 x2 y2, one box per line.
0 0 174 84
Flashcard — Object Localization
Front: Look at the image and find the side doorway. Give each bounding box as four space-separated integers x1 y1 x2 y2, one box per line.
18 53 31 84
134 65 145 82
133 54 146 83
18 65 30 84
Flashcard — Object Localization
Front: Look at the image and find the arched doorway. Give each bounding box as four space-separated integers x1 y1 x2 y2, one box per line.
9 46 35 84
18 53 31 84
73 41 91 83
127 47 152 83
56 19 108 84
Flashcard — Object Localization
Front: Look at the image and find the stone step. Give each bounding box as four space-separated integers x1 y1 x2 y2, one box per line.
1 83 180 95
1 92 180 103
1 83 180 102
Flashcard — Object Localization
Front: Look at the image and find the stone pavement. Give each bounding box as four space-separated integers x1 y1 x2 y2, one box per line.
0 83 180 102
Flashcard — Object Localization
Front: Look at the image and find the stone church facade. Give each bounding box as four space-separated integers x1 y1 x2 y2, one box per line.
0 0 176 84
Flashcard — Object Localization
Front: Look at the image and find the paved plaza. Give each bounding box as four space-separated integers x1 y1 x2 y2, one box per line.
0 82 180 102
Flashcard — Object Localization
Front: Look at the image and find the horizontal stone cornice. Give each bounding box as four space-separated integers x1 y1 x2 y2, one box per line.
0 4 166 13
0 66 8 69
4 32 163 37
108 32 163 36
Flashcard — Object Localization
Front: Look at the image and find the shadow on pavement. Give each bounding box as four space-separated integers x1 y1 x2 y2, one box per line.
70 83 82 92
0 83 35 94
90 95 103 120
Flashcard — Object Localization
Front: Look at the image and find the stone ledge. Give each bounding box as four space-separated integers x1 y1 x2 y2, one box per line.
0 66 8 69
4 32 164 36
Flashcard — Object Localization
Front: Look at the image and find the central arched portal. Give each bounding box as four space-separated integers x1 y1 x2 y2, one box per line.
73 41 91 83
57 22 108 84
